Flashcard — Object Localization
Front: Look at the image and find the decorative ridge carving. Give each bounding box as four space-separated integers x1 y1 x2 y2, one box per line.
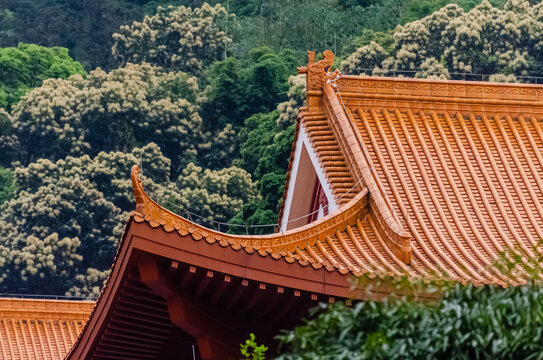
131 165 146 216
298 50 340 92
130 165 369 261
321 84 412 263
336 75 543 104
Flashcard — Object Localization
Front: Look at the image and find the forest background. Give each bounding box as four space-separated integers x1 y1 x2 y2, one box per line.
1 0 543 298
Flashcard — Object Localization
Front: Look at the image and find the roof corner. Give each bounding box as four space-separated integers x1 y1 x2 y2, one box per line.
297 50 340 112
131 165 146 217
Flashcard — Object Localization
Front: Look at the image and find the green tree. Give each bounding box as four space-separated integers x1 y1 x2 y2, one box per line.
0 109 18 167
245 48 296 115
0 9 15 45
0 43 85 110
112 2 234 74
202 47 296 131
0 0 143 69
240 333 268 360
276 280 543 359
231 74 301 232
231 0 401 64
197 47 296 170
0 167 16 206
202 57 248 130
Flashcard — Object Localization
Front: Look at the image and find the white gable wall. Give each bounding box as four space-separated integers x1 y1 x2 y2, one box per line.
280 124 338 231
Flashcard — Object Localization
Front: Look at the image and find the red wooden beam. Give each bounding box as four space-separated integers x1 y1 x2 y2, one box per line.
226 279 249 309
137 257 242 360
195 271 214 299
181 265 197 289
209 275 231 305
237 283 267 317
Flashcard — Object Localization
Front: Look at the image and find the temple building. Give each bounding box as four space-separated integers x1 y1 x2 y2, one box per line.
2 50 543 359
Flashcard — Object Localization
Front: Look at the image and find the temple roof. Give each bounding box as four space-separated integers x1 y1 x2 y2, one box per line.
66 50 543 359
131 165 410 277
128 50 543 286
0 298 93 359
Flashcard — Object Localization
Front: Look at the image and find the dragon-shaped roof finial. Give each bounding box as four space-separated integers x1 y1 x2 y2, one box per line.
297 50 339 91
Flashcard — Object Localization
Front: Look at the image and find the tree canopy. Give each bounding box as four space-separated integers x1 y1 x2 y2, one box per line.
0 143 169 296
10 63 202 168
2 0 543 300
342 0 543 80
277 279 543 359
0 43 85 110
112 3 233 74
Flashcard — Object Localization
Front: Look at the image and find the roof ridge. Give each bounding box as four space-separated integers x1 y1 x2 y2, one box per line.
337 76 543 113
322 83 412 263
0 298 93 318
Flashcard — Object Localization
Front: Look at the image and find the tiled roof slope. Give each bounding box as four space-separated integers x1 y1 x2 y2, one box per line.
0 298 93 359
331 75 543 286
131 165 411 277
126 51 543 293
301 108 356 205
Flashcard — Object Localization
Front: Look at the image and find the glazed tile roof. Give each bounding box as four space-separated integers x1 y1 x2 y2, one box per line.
0 298 93 359
130 163 410 279
131 165 383 275
350 107 543 285
66 50 543 360
301 109 356 205
333 75 543 286
129 51 543 287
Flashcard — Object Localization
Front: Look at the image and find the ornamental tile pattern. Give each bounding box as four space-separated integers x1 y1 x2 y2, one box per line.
0 298 93 359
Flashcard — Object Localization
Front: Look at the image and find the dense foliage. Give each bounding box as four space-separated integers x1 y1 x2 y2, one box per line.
276 281 543 359
9 63 202 167
112 3 233 74
0 144 167 296
0 43 85 110
342 0 543 80
241 333 268 360
0 142 257 296
2 0 513 71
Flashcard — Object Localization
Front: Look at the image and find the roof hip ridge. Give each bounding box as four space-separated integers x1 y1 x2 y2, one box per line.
322 83 412 264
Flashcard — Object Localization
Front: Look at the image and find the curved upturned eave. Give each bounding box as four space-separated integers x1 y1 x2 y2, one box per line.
64 166 391 359
131 165 369 264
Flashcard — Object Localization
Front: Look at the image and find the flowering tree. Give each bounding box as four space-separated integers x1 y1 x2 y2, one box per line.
342 0 543 80
112 3 233 74
0 143 169 296
159 162 258 226
10 63 203 167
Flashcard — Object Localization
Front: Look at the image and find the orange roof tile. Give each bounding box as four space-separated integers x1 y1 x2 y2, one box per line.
130 167 417 280
128 51 543 287
348 105 542 285
67 50 543 360
131 165 385 275
0 298 93 359
301 109 356 205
